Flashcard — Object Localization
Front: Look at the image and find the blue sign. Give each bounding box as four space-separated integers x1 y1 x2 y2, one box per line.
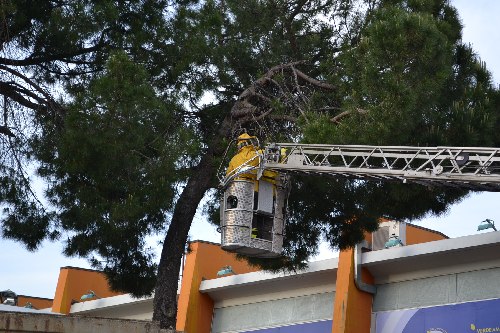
376 298 500 333
241 320 332 333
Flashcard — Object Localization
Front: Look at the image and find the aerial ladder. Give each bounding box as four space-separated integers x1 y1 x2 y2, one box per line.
219 135 500 258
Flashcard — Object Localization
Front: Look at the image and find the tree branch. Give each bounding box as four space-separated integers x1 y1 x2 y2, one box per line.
268 114 298 122
231 61 335 129
291 66 310 123
330 108 369 123
0 65 65 116
251 108 273 121
293 67 336 90
0 82 45 111
0 33 109 67
0 125 15 137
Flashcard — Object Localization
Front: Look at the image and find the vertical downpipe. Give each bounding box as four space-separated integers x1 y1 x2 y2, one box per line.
354 241 377 294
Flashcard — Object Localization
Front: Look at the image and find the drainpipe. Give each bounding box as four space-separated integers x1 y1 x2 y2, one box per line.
354 241 376 294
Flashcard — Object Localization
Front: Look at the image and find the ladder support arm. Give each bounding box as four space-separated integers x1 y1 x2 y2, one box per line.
259 143 500 191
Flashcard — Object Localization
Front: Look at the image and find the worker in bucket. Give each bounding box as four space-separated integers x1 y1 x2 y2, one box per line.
225 133 278 184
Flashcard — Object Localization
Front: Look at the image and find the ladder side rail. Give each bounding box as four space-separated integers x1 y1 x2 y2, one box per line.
279 148 500 164
276 142 500 152
276 143 500 158
282 151 500 175
285 149 500 162
272 144 500 175
263 162 500 190
313 171 500 191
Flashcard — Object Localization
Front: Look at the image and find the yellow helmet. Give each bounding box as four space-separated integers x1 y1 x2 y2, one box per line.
237 133 255 141
237 133 257 149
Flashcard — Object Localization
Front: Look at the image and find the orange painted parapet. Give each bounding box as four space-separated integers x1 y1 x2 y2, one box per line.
406 224 448 245
17 295 53 310
176 241 260 333
332 249 374 333
51 267 123 314
377 217 448 245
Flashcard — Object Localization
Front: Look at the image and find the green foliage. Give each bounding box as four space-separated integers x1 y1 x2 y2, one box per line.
1 166 58 251
30 52 182 295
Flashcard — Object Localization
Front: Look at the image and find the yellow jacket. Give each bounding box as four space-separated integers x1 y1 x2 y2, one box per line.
226 145 278 184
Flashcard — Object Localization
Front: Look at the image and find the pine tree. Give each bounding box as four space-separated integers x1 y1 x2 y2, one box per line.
1 0 499 329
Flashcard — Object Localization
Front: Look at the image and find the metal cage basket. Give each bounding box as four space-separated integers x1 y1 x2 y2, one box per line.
220 176 289 258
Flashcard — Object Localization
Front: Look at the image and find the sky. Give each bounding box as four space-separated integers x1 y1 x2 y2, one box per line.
1 0 500 300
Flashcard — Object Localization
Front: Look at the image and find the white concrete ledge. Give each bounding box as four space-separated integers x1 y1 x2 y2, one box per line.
363 231 500 283
0 304 56 314
364 231 500 264
199 258 338 305
70 294 153 314
200 257 338 293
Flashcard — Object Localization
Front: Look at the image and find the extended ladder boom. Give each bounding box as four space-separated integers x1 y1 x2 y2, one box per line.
259 143 500 191
219 140 500 258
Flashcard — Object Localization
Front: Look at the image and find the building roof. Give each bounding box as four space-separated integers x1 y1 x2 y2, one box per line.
0 304 56 314
200 258 338 304
363 230 500 283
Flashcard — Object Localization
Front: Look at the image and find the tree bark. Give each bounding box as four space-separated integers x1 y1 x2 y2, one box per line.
152 116 232 329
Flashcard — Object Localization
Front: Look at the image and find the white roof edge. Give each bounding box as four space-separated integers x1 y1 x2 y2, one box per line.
70 293 153 314
0 304 57 314
200 257 339 293
363 231 500 264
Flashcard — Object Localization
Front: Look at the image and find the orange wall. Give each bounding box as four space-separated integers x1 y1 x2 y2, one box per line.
406 224 448 245
17 296 53 310
332 249 374 333
51 267 123 314
331 221 447 333
176 241 260 333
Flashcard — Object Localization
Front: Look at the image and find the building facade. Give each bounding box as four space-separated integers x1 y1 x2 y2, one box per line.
4 221 500 333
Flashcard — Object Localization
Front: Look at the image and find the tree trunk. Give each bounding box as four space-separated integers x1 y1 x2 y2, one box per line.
152 116 232 329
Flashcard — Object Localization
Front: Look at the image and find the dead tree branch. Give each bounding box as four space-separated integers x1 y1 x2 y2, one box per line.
330 108 369 123
0 64 65 116
231 61 336 130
